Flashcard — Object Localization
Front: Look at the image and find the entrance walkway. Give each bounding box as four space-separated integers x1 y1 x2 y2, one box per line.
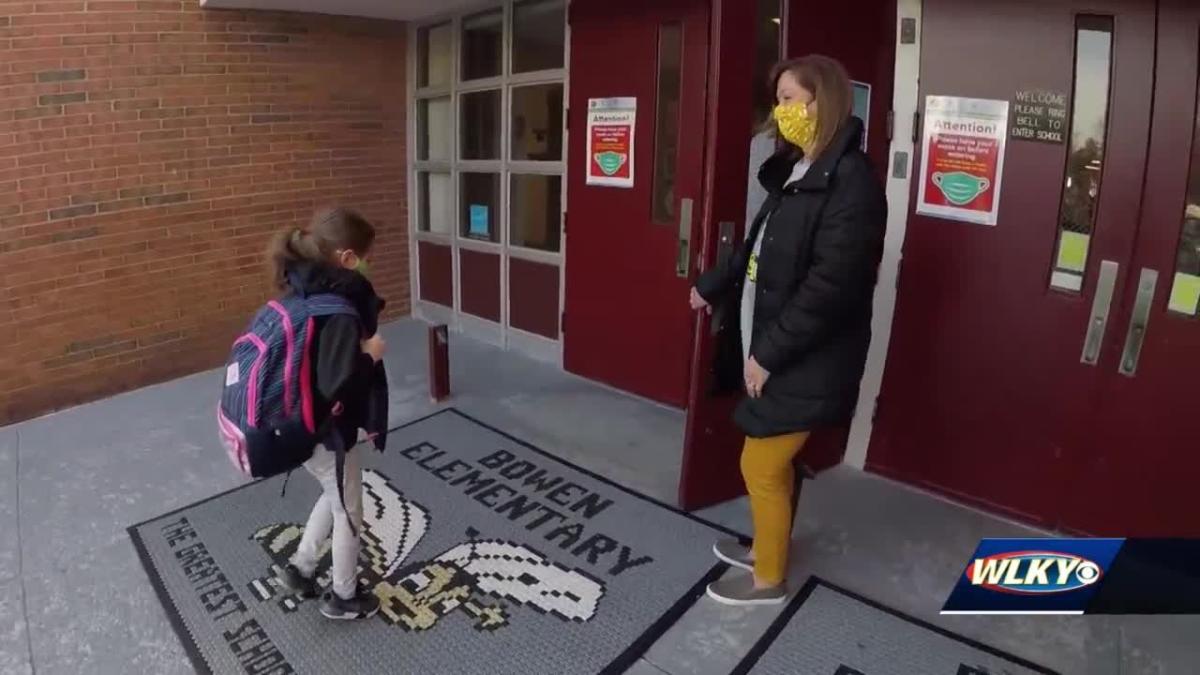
0 319 1194 674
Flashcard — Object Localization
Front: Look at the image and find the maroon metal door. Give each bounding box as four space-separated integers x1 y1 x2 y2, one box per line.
869 0 1157 527
1060 0 1200 536
563 0 710 407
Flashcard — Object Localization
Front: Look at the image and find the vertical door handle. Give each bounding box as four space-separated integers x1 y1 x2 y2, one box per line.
676 198 694 278
1080 260 1119 365
1117 268 1158 377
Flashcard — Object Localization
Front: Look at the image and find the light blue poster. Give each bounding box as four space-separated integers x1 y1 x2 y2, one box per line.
468 204 489 238
852 81 871 151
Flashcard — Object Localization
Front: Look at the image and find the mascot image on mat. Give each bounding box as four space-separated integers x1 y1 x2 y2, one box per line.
247 469 607 632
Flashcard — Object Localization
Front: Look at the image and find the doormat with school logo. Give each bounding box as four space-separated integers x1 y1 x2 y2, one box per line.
731 578 1059 675
129 408 744 675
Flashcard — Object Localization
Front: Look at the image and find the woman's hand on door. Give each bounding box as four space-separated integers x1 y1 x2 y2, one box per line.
689 287 711 313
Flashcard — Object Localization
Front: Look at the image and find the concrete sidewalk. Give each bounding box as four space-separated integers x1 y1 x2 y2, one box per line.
1 318 1196 674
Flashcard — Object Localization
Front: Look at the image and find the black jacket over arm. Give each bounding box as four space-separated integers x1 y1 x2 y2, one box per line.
695 117 887 438
287 263 390 450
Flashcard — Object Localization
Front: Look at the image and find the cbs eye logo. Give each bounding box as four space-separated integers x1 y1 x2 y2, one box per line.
1074 560 1101 585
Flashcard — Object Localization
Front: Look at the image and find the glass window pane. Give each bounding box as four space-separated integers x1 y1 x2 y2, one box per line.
651 23 683 223
418 23 452 88
461 172 501 243
511 84 564 161
1167 76 1200 316
752 0 782 127
462 10 503 81
418 172 453 235
1050 16 1113 292
417 97 452 161
510 174 562 252
513 0 565 73
461 89 502 160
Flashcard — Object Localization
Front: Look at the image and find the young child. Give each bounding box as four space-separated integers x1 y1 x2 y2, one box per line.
267 207 386 620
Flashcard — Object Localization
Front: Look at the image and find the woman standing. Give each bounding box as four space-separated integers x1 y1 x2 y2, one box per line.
690 55 886 605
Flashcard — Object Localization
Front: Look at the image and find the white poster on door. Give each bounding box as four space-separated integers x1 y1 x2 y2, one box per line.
916 95 1009 226
585 97 636 188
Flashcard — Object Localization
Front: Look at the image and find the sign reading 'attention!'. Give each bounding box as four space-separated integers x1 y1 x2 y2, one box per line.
916 95 1010 227
585 97 636 188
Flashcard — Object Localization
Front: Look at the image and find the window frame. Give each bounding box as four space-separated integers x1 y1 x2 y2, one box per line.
1048 15 1116 294
409 0 569 354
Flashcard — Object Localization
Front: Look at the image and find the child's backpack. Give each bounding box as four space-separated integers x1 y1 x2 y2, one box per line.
217 293 358 479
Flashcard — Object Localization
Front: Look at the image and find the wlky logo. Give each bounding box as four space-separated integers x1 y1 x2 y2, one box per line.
967 551 1102 595
247 469 606 632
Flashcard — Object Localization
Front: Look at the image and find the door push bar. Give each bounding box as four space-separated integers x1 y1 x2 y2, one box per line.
1118 268 1158 377
676 198 694 278
1079 262 1158 377
1080 260 1119 365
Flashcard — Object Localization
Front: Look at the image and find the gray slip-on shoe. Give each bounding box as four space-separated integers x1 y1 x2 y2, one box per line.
706 573 787 606
712 539 754 572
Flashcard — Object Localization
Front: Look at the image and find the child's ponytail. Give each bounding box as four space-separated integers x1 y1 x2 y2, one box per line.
267 207 377 290
267 227 322 290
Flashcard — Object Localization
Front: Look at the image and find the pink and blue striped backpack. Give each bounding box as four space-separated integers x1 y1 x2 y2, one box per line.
217 293 358 479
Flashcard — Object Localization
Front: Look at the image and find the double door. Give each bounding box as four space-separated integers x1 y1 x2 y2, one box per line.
871 0 1200 535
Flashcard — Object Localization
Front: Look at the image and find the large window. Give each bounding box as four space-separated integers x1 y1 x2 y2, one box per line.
1167 63 1200 317
412 1 567 352
1049 17 1114 292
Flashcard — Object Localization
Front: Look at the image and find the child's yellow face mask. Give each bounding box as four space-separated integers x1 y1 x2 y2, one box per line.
773 102 818 156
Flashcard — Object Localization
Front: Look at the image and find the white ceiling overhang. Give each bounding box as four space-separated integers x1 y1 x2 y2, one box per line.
198 0 482 21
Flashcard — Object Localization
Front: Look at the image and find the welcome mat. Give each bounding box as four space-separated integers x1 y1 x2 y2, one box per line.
731 578 1059 675
129 408 744 675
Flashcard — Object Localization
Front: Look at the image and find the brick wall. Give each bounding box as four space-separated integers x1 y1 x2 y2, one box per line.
0 1 410 424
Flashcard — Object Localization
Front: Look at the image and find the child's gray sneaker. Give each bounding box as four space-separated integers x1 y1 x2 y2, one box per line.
319 585 380 620
277 564 319 599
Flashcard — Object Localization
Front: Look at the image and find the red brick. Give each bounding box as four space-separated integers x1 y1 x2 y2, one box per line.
43 135 92 151
12 35 65 49
97 197 143 213
113 119 158 133
63 34 112 46
11 14 81 27
87 87 136 102
48 203 97 220
87 21 133 34
138 128 184 142
35 2 87 12
90 110 139 124
159 115 207 130
111 97 158 111
41 113 91 129
112 32 158 45
139 106 185 120
87 1 138 10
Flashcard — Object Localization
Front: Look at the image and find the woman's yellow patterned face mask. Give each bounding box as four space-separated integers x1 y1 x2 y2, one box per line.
773 102 818 156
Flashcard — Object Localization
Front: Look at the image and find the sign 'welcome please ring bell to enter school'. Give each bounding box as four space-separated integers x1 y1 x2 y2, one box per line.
1010 89 1069 145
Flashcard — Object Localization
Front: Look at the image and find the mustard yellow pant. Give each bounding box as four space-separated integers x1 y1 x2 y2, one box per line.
741 432 810 585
